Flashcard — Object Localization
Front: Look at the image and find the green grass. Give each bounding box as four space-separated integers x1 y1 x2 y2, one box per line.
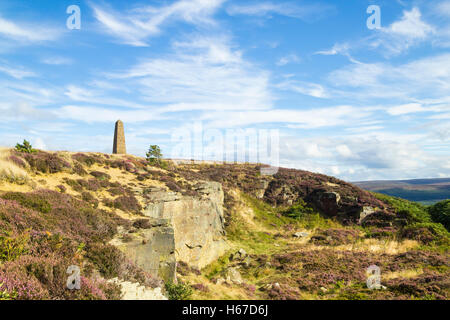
373 192 432 223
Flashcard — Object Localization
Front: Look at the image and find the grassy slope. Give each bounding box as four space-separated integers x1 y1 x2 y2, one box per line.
180 192 449 300
0 148 449 300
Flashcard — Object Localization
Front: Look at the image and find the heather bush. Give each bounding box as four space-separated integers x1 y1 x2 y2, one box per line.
85 244 124 279
72 153 102 167
0 282 17 300
0 270 48 300
132 219 151 229
64 178 83 192
78 178 101 191
1 192 52 213
400 222 450 244
81 192 99 208
9 155 27 168
57 184 66 193
72 162 88 176
112 195 142 213
108 186 131 196
24 151 71 174
90 171 111 181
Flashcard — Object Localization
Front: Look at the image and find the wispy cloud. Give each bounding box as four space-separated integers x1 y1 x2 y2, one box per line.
0 64 36 79
41 56 73 65
226 1 334 21
276 54 300 66
328 53 450 101
91 0 225 46
106 35 272 110
276 80 328 98
0 16 60 43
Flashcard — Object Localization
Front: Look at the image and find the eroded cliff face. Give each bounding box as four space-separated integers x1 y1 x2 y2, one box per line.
143 181 228 270
111 181 228 282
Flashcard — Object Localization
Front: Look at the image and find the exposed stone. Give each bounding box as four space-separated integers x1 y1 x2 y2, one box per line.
312 191 341 216
293 232 309 238
112 120 126 154
225 267 243 284
108 278 167 300
143 181 228 270
110 226 176 283
359 206 376 224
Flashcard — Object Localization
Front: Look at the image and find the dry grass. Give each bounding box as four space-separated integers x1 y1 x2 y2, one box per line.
0 148 29 185
304 238 419 255
383 268 424 280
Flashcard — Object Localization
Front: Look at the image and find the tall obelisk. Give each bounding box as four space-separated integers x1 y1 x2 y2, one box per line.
113 120 126 154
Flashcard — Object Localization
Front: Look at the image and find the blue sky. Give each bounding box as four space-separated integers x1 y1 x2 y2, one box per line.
0 0 449 181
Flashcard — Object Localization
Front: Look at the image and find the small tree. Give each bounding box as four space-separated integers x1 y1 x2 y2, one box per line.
15 140 35 153
146 145 162 165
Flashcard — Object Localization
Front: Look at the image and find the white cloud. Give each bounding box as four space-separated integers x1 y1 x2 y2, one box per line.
373 8 435 55
336 144 352 158
276 54 300 66
315 43 349 56
434 1 450 17
384 8 434 39
41 57 73 65
0 16 60 43
278 134 449 181
226 1 333 20
387 103 425 115
92 0 225 46
0 65 36 79
277 80 328 98
328 53 450 102
106 35 272 110
56 105 160 123
203 105 372 129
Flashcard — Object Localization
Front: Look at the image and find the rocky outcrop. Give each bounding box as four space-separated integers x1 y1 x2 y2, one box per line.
110 222 176 282
143 181 228 270
110 181 227 283
312 191 341 216
108 278 167 300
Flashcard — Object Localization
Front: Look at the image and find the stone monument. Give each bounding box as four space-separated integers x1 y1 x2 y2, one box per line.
113 120 126 154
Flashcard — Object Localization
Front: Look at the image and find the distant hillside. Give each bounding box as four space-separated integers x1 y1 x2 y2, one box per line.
353 178 450 204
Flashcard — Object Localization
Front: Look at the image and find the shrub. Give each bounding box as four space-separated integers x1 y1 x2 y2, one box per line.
72 162 88 176
1 192 52 214
57 185 66 193
428 200 450 231
400 222 450 244
0 231 30 262
0 283 17 300
113 196 142 213
85 244 124 279
15 140 35 153
81 192 99 208
146 145 163 165
72 153 102 167
282 199 315 219
24 152 71 174
132 219 151 229
90 171 111 181
8 155 26 168
165 281 192 300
